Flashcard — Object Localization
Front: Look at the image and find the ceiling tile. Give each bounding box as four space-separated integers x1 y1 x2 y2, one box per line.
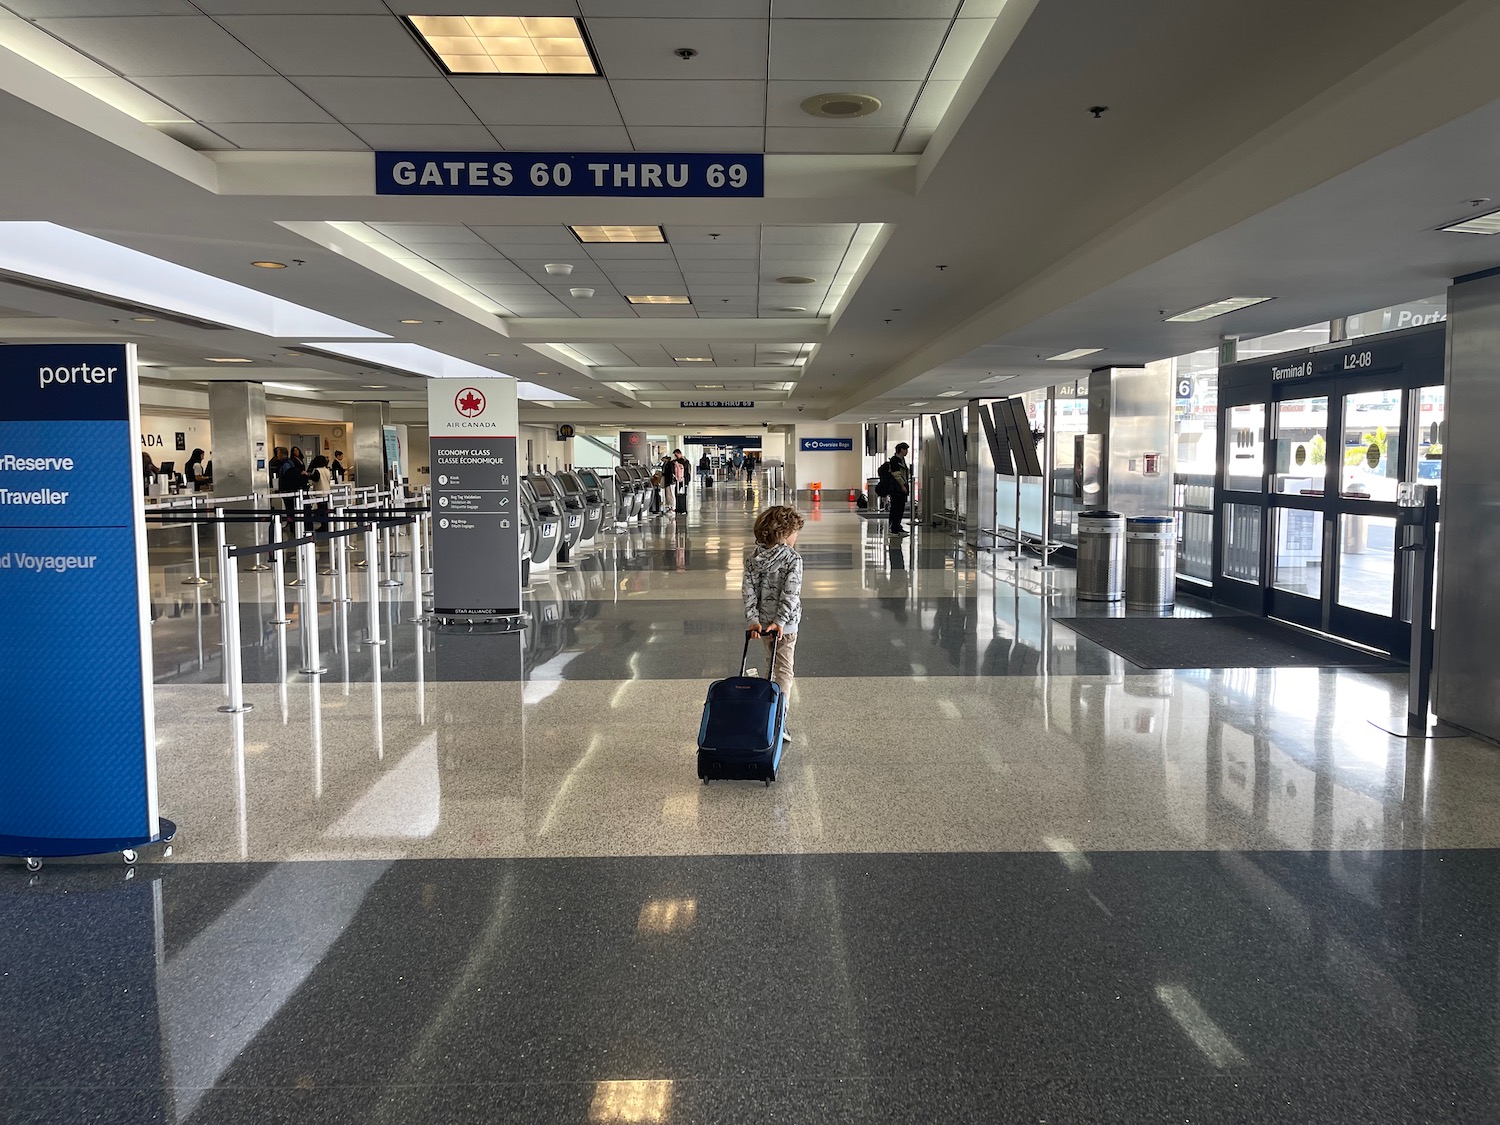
665 225 759 244
930 18 993 80
682 261 759 276
372 223 483 243
611 80 765 128
217 16 436 77
770 19 948 81
674 243 759 260
132 75 336 122
906 79 960 129
783 0 959 14
7 1 196 14
579 0 766 14
472 226 579 249
454 77 621 127
194 1 388 11
581 243 675 260
627 126 764 152
896 128 933 154
348 123 499 149
415 243 509 260
209 122 365 149
292 77 479 125
686 285 759 296
489 125 632 150
766 80 918 127
761 224 856 244
766 126 900 153
36 16 274 76
587 18 767 81
954 0 1008 15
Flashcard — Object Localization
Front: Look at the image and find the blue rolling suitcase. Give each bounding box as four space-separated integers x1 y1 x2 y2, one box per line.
698 633 786 786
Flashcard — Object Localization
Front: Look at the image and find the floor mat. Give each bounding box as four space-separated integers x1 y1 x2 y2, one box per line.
1055 614 1394 670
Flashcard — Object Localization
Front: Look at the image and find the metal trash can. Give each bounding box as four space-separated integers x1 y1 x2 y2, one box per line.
1126 516 1176 610
1076 511 1125 602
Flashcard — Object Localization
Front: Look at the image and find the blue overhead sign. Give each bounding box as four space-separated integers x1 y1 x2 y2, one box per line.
376 152 764 198
0 344 168 859
800 437 854 452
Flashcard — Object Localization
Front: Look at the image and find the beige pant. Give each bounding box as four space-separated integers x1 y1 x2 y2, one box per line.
762 632 797 698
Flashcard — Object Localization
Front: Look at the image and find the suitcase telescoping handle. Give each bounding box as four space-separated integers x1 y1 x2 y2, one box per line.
741 628 779 677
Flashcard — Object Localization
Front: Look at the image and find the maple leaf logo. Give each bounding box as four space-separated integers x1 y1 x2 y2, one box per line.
455 387 486 417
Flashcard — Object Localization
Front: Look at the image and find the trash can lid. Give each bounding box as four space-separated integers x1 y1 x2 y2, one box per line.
1127 515 1173 525
1079 510 1122 519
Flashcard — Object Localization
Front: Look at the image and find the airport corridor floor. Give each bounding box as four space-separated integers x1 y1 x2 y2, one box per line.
8 493 1500 1124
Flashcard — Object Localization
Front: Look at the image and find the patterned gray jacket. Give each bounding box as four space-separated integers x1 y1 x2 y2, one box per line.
742 543 803 634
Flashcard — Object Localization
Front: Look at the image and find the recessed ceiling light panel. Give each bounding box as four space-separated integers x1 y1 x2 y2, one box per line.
801 92 882 119
1046 348 1103 362
626 294 691 305
569 224 666 244
1439 206 1500 235
675 357 713 363
251 260 286 269
205 357 253 363
776 275 817 285
405 15 598 76
1164 296 1275 323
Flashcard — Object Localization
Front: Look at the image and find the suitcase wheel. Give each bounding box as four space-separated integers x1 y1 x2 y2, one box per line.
702 777 710 786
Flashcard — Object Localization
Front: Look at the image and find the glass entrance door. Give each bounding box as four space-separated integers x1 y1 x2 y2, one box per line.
1216 379 1412 654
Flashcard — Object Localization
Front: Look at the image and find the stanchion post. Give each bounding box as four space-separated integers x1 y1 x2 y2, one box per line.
298 535 327 675
362 522 387 646
379 504 402 587
217 526 252 714
269 514 291 626
390 483 410 558
248 491 272 571
286 494 306 587
409 507 425 613
183 495 209 585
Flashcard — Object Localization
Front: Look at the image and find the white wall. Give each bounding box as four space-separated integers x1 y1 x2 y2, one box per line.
792 425 863 493
140 414 212 464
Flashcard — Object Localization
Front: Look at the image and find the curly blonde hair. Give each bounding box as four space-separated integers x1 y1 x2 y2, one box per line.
754 505 805 546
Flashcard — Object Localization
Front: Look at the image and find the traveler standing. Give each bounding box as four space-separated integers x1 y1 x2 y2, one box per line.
730 449 744 482
671 449 690 513
331 450 346 483
308 454 334 531
742 505 806 740
278 445 310 522
698 451 712 487
660 453 676 515
882 442 911 537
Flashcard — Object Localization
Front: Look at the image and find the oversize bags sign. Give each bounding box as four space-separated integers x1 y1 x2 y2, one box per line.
799 437 854 452
0 344 161 851
377 152 764 198
429 378 522 616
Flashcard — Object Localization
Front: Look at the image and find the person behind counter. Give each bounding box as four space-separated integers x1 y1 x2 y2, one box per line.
184 448 209 491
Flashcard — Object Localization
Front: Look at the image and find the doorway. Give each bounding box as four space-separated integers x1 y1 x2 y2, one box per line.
1212 325 1444 656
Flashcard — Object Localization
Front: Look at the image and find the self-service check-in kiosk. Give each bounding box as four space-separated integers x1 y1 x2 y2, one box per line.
560 470 604 545
522 476 561 571
544 472 585 552
574 468 611 538
627 465 649 520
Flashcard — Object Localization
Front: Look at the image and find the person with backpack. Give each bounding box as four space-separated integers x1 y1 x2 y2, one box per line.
878 442 912 537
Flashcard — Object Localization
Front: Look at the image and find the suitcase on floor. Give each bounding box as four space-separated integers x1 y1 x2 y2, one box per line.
676 488 689 514
698 634 786 786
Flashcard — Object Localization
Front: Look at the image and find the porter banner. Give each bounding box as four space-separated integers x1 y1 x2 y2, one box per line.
0 343 167 856
429 378 522 616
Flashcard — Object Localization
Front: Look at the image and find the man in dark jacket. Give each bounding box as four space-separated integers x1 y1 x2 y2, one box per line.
886 442 911 537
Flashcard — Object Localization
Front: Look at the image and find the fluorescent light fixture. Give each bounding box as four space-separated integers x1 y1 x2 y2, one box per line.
263 381 316 392
908 401 929 407
626 295 691 305
675 357 714 363
1046 348 1103 362
937 390 964 397
400 318 423 324
695 384 724 389
1439 207 1500 235
0 222 384 340
252 261 287 269
1164 296 1275 322
206 357 254 363
405 15 597 75
570 225 666 244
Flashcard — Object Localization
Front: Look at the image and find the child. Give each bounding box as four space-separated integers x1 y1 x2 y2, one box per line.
742 505 805 740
